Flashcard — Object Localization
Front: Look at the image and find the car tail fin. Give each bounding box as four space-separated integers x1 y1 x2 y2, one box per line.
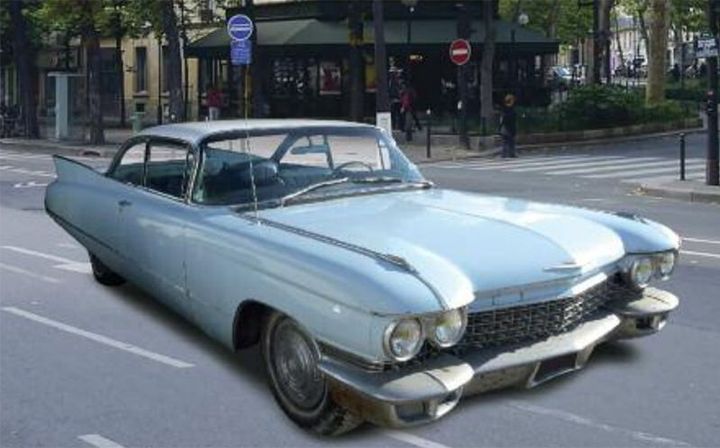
52 155 100 184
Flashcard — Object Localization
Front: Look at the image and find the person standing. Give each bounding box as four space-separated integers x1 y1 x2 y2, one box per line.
206 84 223 121
498 94 518 158
400 82 422 135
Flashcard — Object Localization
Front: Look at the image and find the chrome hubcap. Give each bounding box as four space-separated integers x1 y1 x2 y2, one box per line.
271 320 325 410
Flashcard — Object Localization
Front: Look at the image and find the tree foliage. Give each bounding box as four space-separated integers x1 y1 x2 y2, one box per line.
499 0 593 44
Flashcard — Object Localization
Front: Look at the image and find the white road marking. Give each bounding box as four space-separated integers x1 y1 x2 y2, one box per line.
13 180 50 188
2 307 195 369
57 242 82 249
546 159 703 176
2 245 80 264
1 245 91 273
0 262 60 283
464 156 626 171
78 434 126 448
510 157 660 173
0 164 54 177
508 401 693 447
680 250 720 260
585 164 703 179
683 237 720 245
383 430 453 448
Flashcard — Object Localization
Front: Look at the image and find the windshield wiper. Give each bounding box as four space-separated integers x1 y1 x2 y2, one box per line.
280 177 351 206
351 176 433 188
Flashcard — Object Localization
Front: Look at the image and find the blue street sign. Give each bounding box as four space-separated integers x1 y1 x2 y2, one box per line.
231 39 252 66
227 14 254 42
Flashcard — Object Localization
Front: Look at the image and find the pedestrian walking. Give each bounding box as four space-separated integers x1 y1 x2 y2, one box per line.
400 82 422 135
498 94 518 158
206 84 223 121
389 69 403 130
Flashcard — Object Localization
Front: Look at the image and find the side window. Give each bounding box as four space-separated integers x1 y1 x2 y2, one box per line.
111 142 147 185
146 141 194 199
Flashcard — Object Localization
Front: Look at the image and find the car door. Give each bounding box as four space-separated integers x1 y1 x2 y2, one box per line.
109 137 197 319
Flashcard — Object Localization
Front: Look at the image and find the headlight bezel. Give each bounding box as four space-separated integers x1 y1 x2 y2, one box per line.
383 317 424 362
623 250 678 289
424 307 468 349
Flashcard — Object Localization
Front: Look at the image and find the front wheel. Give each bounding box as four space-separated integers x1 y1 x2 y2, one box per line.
89 253 125 286
261 312 362 436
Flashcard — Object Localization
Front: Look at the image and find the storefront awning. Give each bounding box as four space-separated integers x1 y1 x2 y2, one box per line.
186 18 559 58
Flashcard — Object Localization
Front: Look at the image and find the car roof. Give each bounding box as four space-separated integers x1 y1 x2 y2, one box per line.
137 119 376 145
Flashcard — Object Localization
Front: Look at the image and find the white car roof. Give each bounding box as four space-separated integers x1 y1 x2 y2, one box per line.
138 119 375 145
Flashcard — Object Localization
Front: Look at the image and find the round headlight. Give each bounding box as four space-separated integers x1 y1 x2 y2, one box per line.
657 252 676 278
630 257 654 288
427 308 467 348
385 318 423 361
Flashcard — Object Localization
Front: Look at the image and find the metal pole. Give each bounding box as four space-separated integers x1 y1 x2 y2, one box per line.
680 132 686 180
373 0 391 131
707 0 720 185
426 109 432 159
406 5 413 142
157 36 163 125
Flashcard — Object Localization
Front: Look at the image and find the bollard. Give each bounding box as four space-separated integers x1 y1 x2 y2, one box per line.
679 132 686 181
426 109 432 159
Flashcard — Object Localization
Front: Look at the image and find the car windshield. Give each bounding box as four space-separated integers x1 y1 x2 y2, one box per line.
193 126 427 207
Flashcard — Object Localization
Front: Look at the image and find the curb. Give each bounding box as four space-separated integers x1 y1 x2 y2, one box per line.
516 127 705 152
634 183 720 205
0 138 119 158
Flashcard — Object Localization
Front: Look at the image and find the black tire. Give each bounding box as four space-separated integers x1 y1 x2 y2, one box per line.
261 312 362 436
89 253 125 286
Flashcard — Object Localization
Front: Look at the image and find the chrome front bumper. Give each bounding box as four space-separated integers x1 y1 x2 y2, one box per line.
318 287 679 428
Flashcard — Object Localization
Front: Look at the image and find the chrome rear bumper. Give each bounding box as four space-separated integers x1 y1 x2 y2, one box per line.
318 287 679 428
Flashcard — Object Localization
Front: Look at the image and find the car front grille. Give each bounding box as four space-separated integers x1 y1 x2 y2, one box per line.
456 279 614 352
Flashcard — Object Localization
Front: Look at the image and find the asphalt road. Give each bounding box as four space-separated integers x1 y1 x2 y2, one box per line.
1 140 719 448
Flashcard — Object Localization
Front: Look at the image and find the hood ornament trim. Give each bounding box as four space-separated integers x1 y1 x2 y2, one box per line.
543 262 585 273
238 214 448 310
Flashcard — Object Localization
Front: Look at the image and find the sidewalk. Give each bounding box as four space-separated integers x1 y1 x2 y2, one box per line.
0 129 493 164
634 179 720 205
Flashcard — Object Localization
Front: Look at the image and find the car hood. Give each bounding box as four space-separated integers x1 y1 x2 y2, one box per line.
258 189 627 310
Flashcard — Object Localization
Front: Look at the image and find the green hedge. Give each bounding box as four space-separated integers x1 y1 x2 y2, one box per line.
516 85 692 134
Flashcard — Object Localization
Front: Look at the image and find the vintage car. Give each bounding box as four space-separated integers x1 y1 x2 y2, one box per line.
45 120 680 435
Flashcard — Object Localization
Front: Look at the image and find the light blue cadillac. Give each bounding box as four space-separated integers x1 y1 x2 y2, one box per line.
45 120 680 435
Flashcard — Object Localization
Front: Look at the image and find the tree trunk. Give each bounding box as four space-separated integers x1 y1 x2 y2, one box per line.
614 14 625 69
348 0 365 122
646 0 669 104
8 1 39 138
160 0 184 122
85 28 105 144
480 0 496 132
115 33 126 127
599 0 614 84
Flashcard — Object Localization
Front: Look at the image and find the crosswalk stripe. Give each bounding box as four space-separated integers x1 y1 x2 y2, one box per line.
431 154 585 169
546 159 704 176
509 157 661 173
585 164 706 179
462 156 625 171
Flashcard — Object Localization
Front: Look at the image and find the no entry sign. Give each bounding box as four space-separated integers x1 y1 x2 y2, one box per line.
450 39 472 66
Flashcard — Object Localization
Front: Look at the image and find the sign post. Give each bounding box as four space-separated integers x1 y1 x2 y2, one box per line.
227 14 254 66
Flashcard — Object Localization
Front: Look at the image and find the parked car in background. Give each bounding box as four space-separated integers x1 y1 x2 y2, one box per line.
45 120 681 435
547 66 578 89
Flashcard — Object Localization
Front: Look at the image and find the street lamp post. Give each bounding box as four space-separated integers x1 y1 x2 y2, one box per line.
511 12 529 96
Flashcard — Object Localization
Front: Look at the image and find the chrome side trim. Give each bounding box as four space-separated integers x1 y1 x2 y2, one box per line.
238 214 449 309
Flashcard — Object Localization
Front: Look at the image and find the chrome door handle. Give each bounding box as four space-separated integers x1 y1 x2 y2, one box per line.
118 199 132 207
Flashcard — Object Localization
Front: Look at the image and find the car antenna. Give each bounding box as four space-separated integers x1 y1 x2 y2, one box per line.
243 67 260 220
